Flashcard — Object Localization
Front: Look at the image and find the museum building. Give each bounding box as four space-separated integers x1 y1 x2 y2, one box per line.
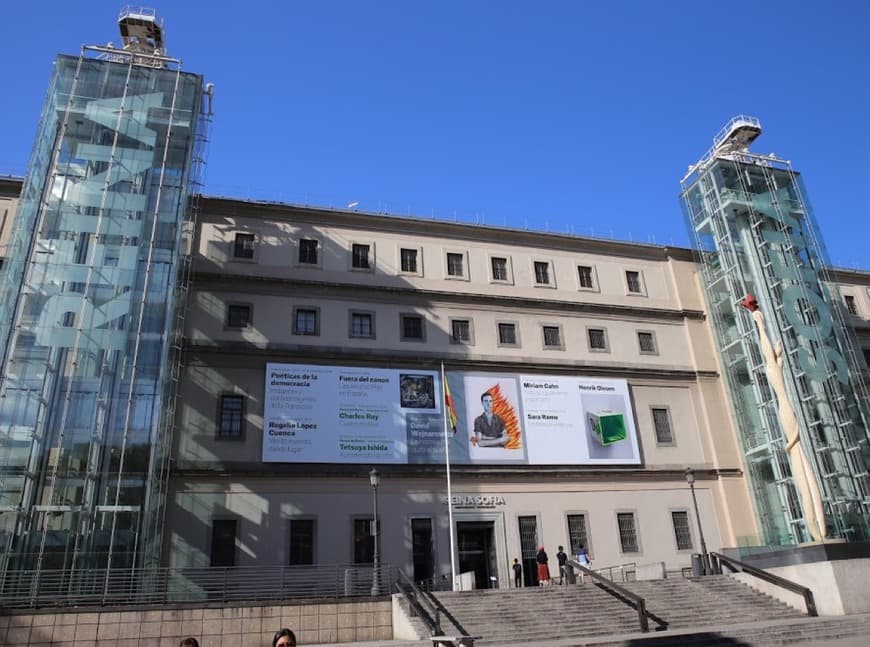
0 8 869 596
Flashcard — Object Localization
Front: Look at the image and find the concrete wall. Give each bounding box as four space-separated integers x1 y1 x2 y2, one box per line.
0 599 392 646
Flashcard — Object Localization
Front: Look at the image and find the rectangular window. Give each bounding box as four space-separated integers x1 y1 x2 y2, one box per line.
350 312 374 338
299 238 319 265
446 252 465 277
289 519 316 565
451 319 472 344
845 295 857 315
226 304 252 329
293 307 318 335
534 261 551 285
400 248 418 273
233 233 255 259
352 244 371 269
401 314 425 341
210 519 237 567
617 512 639 553
588 327 607 350
626 270 643 294
543 325 562 348
566 513 589 557
491 257 508 281
218 395 244 439
652 407 673 444
638 331 657 354
577 265 594 289
353 518 375 564
498 322 517 345
671 511 693 551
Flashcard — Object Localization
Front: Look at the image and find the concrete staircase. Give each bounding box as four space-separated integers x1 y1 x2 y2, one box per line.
390 575 870 646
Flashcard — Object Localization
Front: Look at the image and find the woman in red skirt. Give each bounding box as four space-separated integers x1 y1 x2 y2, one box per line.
536 546 550 586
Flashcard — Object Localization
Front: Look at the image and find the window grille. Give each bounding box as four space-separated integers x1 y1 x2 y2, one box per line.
534 261 550 285
578 265 594 289
401 315 424 340
451 319 471 343
491 257 508 281
447 253 465 277
351 312 374 337
543 325 561 347
638 331 656 353
617 512 639 553
352 244 370 269
588 328 607 350
652 407 673 444
567 514 589 556
226 304 251 328
299 239 319 265
400 248 418 273
498 323 517 345
218 395 244 438
671 511 693 550
626 271 643 293
233 233 255 259
294 308 317 335
845 295 857 315
289 519 315 565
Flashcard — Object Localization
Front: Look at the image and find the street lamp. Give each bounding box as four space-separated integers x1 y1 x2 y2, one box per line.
685 467 710 575
369 468 381 595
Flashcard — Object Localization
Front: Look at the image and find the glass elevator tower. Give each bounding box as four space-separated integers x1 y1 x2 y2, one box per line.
680 116 870 545
0 7 210 582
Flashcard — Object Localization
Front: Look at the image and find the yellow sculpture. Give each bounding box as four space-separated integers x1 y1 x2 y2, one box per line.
740 294 827 542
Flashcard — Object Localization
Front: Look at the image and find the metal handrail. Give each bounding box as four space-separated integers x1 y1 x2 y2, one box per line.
394 570 442 636
568 559 648 632
591 561 637 583
710 551 817 616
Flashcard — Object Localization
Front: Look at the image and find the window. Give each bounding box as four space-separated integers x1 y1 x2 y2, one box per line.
542 325 562 348
293 307 319 336
446 252 465 278
400 248 418 273
289 519 316 565
491 257 508 281
299 238 319 265
845 295 858 316
226 304 252 329
652 407 673 444
218 395 244 439
411 518 434 583
233 233 255 259
588 327 608 351
353 518 375 564
498 322 517 346
566 513 589 557
577 265 595 289
638 331 657 354
350 312 374 338
671 511 693 551
400 314 425 341
451 319 472 344
210 519 237 567
352 243 371 269
534 261 551 285
626 270 643 294
617 512 639 553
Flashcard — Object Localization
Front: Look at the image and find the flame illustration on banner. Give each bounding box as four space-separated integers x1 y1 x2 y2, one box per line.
487 384 522 449
444 379 458 435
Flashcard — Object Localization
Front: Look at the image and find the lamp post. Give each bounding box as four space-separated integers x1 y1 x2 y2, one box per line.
685 467 710 575
369 468 380 595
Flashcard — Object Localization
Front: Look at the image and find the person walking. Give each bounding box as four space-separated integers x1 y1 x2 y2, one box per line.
512 557 523 587
535 546 550 587
556 545 568 585
576 544 591 583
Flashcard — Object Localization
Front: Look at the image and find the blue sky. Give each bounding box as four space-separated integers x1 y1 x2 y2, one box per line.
2 1 868 268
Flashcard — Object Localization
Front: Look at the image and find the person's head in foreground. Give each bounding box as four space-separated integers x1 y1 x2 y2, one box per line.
273 628 297 647
179 639 199 647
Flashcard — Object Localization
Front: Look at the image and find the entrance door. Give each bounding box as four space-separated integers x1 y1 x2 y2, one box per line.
457 521 497 589
517 515 539 587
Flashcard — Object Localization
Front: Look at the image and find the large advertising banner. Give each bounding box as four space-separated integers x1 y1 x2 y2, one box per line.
263 363 442 463
263 364 641 465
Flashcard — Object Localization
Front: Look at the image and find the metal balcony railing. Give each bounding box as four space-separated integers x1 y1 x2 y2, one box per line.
0 563 397 610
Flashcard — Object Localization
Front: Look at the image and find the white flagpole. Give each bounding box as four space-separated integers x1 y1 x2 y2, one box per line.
441 361 458 590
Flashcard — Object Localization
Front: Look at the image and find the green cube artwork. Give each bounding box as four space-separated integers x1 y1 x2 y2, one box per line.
587 410 627 445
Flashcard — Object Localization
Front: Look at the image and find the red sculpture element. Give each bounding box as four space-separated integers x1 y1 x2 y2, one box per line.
740 293 759 312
